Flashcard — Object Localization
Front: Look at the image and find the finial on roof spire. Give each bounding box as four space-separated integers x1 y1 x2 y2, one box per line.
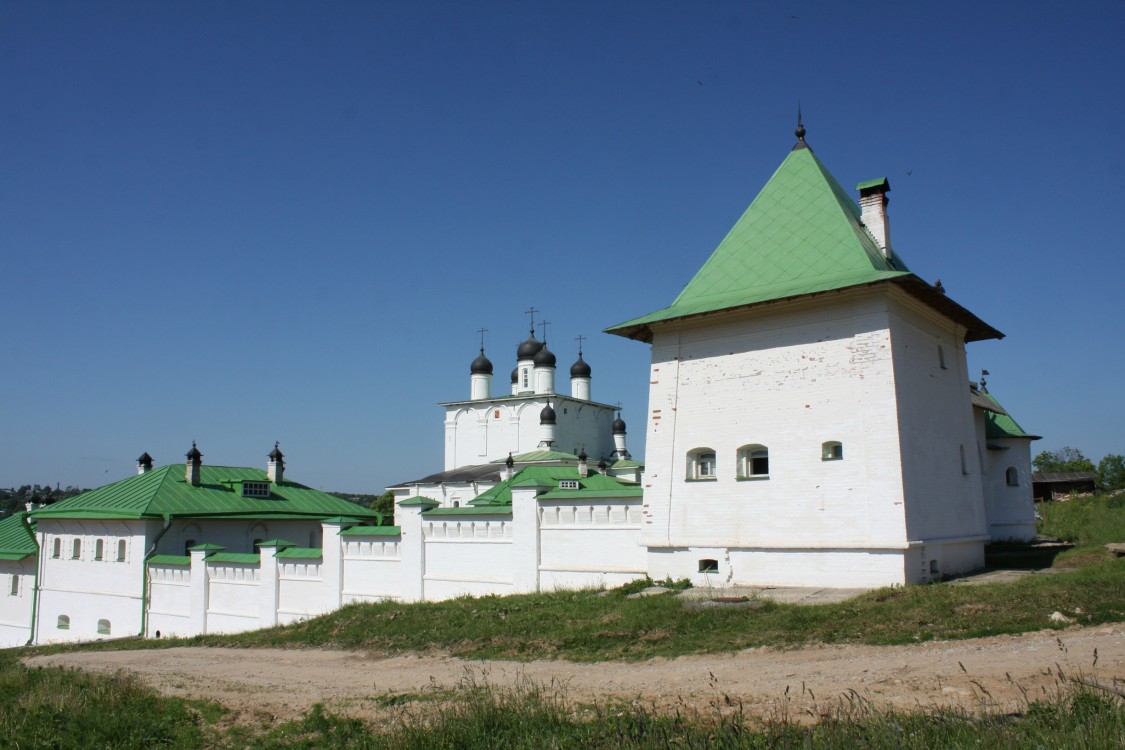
793 102 808 150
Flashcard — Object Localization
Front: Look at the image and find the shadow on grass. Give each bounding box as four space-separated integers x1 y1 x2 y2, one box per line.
985 541 1073 570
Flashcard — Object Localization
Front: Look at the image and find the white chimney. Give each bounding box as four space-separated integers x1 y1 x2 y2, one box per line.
857 178 892 259
137 452 153 475
267 442 285 484
185 442 202 486
578 449 588 479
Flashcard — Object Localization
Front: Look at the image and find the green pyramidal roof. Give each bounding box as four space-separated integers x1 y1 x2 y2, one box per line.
29 464 378 521
979 390 1041 441
607 143 1000 343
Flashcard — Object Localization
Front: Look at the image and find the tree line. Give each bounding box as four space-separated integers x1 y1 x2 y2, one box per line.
0 484 89 518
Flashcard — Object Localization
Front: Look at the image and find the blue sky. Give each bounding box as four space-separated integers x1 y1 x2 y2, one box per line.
2 1 1122 493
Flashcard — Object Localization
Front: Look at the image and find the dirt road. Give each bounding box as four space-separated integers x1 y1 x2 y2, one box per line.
25 624 1124 722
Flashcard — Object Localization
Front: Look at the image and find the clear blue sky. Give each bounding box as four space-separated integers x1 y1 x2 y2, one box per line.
2 2 1122 493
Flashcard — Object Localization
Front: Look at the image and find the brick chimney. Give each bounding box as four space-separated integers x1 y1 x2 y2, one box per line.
185 442 202 485
857 178 892 259
267 442 285 484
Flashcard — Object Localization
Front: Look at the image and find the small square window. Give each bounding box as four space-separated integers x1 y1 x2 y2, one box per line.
242 481 271 498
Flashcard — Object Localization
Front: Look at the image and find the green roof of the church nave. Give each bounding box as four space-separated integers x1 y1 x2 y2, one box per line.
491 450 580 464
607 139 1001 343
465 466 641 508
979 390 1041 441
29 465 378 522
0 512 37 560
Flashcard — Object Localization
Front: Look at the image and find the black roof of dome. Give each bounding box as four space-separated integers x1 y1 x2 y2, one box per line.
268 441 284 461
533 343 556 367
185 441 202 461
516 330 543 360
612 415 627 434
570 353 591 378
470 348 493 375
539 403 556 424
510 367 518 383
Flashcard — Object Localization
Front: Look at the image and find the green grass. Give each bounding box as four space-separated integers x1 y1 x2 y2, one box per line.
3 650 1122 749
0 649 219 748
1039 493 1125 547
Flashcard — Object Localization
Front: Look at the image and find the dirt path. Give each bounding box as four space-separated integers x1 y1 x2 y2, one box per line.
25 624 1125 723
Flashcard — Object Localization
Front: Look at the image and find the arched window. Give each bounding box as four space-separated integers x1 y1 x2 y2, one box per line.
9 575 18 596
57 615 70 630
97 619 111 635
822 441 844 461
687 448 717 480
737 445 769 478
94 539 104 561
71 539 82 559
52 538 61 558
1005 467 1019 486
116 539 127 562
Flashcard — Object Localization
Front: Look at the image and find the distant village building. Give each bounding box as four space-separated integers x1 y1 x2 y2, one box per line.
1031 472 1098 501
0 124 1039 646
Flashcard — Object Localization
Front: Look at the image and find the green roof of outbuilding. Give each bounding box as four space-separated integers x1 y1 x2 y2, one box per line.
29 465 378 522
980 391 1040 440
0 512 36 560
606 144 1001 343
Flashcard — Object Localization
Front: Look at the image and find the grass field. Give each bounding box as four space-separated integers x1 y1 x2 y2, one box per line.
6 492 1124 747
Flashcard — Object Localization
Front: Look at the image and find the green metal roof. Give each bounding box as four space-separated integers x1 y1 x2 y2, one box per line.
147 554 190 566
490 450 580 463
606 144 1001 343
468 466 640 507
340 525 402 536
423 507 514 516
256 538 295 549
399 496 438 507
0 512 36 560
979 391 1040 440
275 547 322 559
29 465 379 522
208 552 260 564
610 458 644 469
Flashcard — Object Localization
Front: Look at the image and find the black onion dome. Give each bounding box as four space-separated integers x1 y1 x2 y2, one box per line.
470 349 493 375
539 403 557 425
533 343 556 367
510 367 518 384
612 415 627 434
570 353 591 378
516 331 543 360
